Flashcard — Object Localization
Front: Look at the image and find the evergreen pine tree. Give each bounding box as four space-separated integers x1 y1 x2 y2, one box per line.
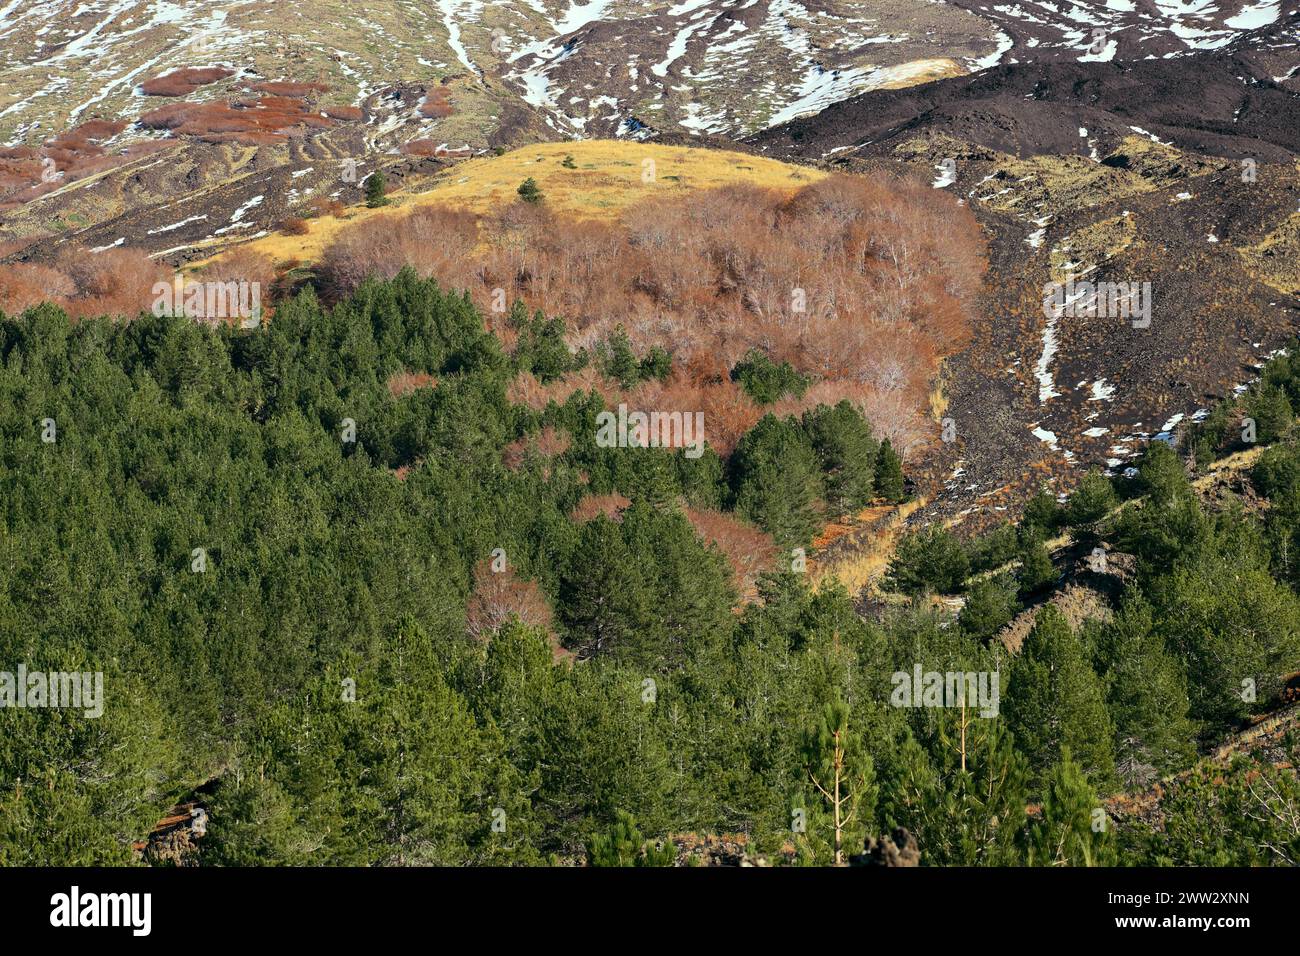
1004 605 1117 792
1016 537 1058 599
730 414 822 548
802 695 877 865
587 811 675 866
802 400 877 517
1022 484 1061 537
516 177 544 204
874 438 905 503
364 171 389 207
1062 469 1117 530
958 575 1019 642
881 719 1029 866
1245 381 1294 445
558 516 651 658
1024 748 1115 866
1096 596 1197 789
884 525 971 596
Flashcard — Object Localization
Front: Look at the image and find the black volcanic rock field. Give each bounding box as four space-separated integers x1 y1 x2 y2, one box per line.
752 16 1300 523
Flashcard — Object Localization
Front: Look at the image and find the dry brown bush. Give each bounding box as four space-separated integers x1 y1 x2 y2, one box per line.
503 425 572 471
191 247 278 324
419 87 454 119
387 369 438 397
505 367 610 413
138 97 334 145
315 170 985 458
0 262 77 314
198 247 276 289
139 67 234 97
464 558 557 647
309 196 346 218
0 119 139 208
321 105 363 121
401 140 441 157
570 492 631 523
0 245 169 318
685 508 780 598
56 246 170 318
317 205 479 298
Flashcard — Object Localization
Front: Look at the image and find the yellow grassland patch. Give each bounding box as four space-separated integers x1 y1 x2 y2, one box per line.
868 57 967 90
1237 211 1300 295
197 140 827 271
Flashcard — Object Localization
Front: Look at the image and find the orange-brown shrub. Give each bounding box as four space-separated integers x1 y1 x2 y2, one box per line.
138 97 335 145
316 171 985 460
189 247 278 324
570 493 631 523
419 87 454 119
1 120 141 209
321 105 363 121
387 370 438 397
505 367 610 414
139 67 234 97
502 425 572 471
0 262 77 314
317 205 479 298
198 247 276 288
280 216 310 235
685 508 780 598
0 245 169 319
464 558 555 644
309 196 346 218
400 139 442 157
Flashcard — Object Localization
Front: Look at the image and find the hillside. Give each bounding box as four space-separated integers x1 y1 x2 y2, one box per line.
201 140 827 267
753 19 1300 524
4 0 1300 883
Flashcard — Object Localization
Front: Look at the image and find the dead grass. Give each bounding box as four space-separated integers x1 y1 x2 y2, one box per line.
1238 211 1300 294
204 140 828 268
809 498 924 596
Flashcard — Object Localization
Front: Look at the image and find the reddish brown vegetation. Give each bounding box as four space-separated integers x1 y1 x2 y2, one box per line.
318 205 479 298
321 105 363 121
138 96 335 145
505 368 608 414
309 196 346 218
400 140 473 159
502 425 572 471
195 247 278 323
464 559 562 660
401 140 442 157
0 119 145 211
685 508 780 599
570 493 632 523
317 174 985 458
139 67 235 97
419 87 454 119
280 216 310 235
0 242 278 323
64 119 128 142
0 246 168 318
386 369 438 397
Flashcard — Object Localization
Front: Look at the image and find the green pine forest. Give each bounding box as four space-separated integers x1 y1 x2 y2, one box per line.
2 271 1299 866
